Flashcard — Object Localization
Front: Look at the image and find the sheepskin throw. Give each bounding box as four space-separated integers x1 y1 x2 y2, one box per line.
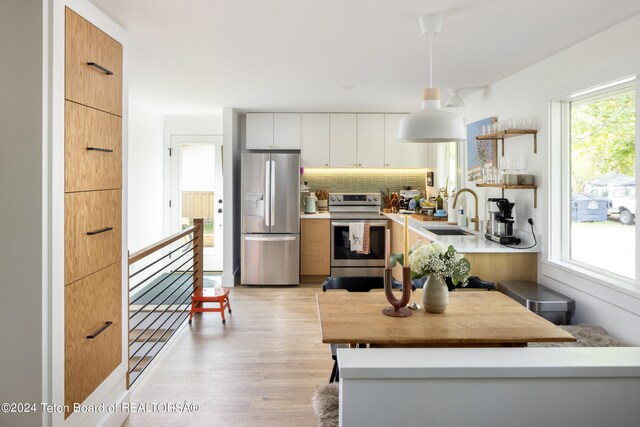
529 323 629 347
312 383 339 427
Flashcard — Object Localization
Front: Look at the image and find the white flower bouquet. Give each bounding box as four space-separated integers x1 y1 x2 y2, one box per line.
391 241 471 286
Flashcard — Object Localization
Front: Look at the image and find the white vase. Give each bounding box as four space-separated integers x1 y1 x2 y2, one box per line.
423 274 449 313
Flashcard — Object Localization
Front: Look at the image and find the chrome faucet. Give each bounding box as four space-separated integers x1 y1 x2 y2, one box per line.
453 188 479 232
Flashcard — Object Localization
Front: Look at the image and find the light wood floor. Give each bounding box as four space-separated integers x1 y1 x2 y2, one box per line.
122 284 332 426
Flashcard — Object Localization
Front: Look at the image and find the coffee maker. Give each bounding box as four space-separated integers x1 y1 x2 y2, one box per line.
485 198 521 245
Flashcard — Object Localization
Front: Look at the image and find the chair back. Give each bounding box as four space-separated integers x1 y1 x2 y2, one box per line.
410 276 496 291
322 276 384 293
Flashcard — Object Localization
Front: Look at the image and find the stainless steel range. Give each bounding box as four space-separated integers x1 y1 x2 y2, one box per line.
329 193 388 277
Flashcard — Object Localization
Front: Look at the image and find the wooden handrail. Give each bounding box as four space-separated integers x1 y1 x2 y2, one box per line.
128 224 198 265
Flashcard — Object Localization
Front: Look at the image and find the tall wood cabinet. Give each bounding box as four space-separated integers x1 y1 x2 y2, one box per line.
63 7 123 417
300 219 331 276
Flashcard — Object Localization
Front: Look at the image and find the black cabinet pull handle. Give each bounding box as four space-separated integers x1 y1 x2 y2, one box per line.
86 227 113 236
87 62 114 75
87 321 113 339
87 147 114 153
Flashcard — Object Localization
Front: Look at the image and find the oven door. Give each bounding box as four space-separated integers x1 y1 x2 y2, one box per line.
330 220 388 267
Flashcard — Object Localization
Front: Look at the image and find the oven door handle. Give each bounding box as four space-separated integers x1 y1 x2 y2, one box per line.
331 220 388 227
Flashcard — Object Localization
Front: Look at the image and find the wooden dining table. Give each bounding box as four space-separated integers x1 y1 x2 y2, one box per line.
316 290 576 347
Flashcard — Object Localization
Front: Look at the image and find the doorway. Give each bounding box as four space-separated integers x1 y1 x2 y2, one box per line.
169 135 223 271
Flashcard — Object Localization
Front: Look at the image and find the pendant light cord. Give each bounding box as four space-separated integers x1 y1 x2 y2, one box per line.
428 35 433 88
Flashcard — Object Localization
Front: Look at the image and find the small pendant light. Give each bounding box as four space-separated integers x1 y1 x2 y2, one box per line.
397 14 466 143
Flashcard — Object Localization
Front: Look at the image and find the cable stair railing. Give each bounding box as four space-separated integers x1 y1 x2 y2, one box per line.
127 218 204 386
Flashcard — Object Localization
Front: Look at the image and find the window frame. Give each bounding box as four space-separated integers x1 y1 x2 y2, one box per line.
553 79 640 291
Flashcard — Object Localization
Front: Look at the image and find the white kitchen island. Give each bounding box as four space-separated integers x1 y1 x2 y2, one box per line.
338 347 640 427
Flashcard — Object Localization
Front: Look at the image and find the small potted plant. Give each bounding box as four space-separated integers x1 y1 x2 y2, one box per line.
391 241 470 313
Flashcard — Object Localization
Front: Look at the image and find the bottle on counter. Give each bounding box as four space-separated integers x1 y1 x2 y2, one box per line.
457 208 468 227
436 189 444 211
447 192 459 224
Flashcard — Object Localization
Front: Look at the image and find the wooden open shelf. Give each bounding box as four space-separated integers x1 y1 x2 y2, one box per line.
476 129 537 156
476 183 538 208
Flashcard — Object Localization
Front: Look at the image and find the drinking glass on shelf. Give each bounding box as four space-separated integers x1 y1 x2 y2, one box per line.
483 166 491 184
513 155 527 173
499 157 511 180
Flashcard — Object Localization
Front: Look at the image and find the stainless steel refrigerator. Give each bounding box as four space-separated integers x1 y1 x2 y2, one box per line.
241 153 300 285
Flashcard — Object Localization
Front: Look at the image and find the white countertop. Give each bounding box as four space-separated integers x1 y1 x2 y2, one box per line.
300 212 331 219
384 213 540 253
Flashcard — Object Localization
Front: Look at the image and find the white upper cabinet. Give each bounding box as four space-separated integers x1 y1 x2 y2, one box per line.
357 114 385 167
329 114 357 167
274 113 301 149
384 114 430 168
246 113 273 149
301 113 330 167
246 113 301 150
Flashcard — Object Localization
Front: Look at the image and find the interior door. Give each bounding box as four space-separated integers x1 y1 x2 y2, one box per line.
170 135 223 271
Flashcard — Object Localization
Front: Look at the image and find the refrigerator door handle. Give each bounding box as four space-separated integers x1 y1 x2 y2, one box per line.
270 160 276 226
244 235 296 242
264 160 271 227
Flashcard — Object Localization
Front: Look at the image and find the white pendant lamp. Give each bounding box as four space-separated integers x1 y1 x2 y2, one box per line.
398 13 466 143
444 88 465 108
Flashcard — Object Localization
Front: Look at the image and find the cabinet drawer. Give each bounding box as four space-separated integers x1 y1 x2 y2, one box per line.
65 190 121 285
301 219 330 238
301 237 330 257
65 7 122 116
65 101 122 192
301 255 330 275
65 262 122 416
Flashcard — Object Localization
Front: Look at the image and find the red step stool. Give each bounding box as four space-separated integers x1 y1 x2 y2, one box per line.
189 288 232 324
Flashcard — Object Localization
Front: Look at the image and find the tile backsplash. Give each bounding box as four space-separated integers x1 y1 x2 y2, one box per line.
302 168 427 194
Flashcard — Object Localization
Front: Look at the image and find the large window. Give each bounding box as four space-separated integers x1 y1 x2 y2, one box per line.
566 84 636 280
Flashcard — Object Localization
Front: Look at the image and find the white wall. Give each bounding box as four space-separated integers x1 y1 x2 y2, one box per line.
223 108 241 286
0 2 45 425
128 102 164 252
459 13 640 344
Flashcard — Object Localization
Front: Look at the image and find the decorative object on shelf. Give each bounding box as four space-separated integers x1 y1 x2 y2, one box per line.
467 117 498 181
405 241 471 313
315 189 329 212
397 13 466 144
426 171 434 187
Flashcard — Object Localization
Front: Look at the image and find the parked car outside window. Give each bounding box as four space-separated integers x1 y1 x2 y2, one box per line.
584 174 636 225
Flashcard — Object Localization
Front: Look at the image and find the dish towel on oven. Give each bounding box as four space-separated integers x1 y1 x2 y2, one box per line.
358 223 371 255
349 222 364 252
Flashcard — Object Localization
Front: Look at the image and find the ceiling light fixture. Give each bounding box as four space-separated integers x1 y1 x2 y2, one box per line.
397 13 466 143
444 88 465 108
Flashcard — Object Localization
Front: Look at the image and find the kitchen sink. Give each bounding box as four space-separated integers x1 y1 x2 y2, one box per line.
424 228 473 236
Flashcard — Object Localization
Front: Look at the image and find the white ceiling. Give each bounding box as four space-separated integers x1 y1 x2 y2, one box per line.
90 0 640 115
